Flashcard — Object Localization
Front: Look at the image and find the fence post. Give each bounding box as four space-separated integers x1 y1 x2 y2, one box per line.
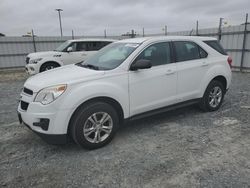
218 18 223 41
189 29 194 36
165 25 167 36
72 30 74 39
104 29 107 38
31 29 36 52
131 29 135 38
240 13 248 72
196 20 199 36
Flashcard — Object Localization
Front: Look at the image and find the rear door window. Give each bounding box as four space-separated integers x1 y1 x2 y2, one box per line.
99 42 112 49
75 41 112 51
203 40 227 55
88 42 100 51
173 41 201 62
87 42 112 51
76 42 87 51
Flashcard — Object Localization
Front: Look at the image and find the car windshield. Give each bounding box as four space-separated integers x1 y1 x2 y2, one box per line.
78 42 140 70
54 40 71 52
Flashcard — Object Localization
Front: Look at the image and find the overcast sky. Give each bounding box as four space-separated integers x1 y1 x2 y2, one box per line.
0 0 249 36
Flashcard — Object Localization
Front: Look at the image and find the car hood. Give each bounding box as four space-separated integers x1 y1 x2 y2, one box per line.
24 64 105 92
28 51 63 59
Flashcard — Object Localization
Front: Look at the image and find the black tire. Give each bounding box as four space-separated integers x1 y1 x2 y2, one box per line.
199 80 225 112
40 62 60 72
69 102 119 150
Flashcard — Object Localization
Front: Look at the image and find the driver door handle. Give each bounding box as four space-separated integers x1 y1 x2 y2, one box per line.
165 69 175 75
201 62 208 67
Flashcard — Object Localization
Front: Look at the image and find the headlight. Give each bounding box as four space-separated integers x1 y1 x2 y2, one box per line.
34 84 67 105
30 58 43 64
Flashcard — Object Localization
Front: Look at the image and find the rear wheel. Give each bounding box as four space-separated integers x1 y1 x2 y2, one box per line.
70 102 119 150
199 80 225 111
40 62 60 72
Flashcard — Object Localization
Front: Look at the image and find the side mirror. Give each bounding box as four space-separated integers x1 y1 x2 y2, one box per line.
66 46 73 53
130 59 152 71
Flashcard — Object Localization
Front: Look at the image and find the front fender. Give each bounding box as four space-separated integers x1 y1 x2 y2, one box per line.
41 57 64 66
36 58 64 70
59 77 129 124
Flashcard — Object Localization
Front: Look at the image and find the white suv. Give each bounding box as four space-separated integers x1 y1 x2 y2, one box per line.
18 36 232 149
25 38 116 75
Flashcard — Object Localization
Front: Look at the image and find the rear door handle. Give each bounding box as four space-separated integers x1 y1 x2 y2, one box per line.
201 62 208 67
165 69 175 75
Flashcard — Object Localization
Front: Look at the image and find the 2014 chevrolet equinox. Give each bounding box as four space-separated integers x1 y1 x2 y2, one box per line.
18 36 232 149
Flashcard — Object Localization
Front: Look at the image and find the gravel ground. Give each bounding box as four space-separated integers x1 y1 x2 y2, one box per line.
0 71 250 188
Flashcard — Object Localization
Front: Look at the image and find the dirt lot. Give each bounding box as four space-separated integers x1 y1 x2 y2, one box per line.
0 71 250 188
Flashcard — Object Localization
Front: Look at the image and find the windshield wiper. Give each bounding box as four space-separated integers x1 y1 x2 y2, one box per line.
78 63 99 70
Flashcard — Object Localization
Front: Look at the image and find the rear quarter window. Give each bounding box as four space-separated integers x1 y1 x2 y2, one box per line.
204 40 227 55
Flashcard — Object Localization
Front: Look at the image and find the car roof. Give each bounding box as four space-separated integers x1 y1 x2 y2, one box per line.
68 38 117 42
117 36 217 44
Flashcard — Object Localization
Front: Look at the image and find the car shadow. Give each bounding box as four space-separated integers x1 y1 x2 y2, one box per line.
121 104 202 131
41 104 204 153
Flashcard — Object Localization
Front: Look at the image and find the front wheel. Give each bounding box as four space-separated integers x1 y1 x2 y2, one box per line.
40 62 60 72
70 102 119 150
199 80 225 112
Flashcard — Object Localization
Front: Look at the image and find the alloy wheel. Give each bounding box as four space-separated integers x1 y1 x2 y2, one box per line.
83 112 113 143
208 86 222 108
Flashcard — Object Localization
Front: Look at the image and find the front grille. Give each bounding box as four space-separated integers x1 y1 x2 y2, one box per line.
20 101 29 111
23 87 33 95
26 57 30 64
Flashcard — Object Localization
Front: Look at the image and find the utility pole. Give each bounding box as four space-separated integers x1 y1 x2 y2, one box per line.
218 17 223 41
142 27 145 37
164 25 167 35
55 9 63 37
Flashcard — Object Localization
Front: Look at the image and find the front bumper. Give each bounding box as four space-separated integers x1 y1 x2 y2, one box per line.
17 89 73 144
18 112 68 144
25 64 39 75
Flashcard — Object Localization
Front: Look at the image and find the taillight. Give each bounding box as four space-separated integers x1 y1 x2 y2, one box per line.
227 56 232 69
